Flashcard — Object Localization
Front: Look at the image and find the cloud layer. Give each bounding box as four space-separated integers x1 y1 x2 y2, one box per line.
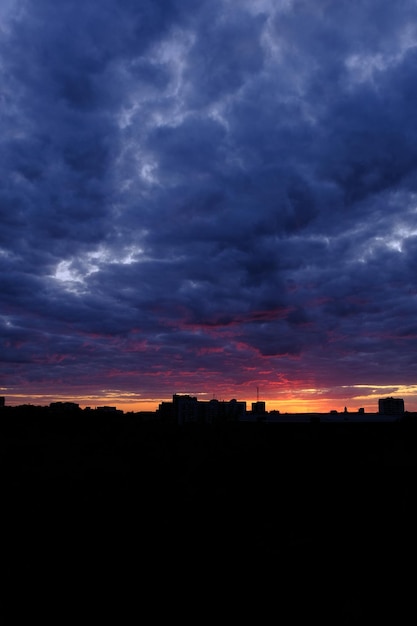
2 0 417 411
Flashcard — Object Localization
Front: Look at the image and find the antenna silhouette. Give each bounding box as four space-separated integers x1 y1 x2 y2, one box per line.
257 386 259 402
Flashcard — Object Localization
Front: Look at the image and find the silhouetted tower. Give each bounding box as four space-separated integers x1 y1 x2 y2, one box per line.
252 387 265 418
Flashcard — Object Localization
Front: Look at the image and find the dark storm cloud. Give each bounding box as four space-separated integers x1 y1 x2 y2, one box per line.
184 7 267 106
2 0 417 407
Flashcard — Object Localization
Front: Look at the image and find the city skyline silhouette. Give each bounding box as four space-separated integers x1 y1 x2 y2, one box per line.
0 390 411 420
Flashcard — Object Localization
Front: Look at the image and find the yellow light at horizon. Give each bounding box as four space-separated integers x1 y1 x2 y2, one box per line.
4 382 417 414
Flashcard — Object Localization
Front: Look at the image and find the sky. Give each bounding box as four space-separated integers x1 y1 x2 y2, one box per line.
1 0 417 414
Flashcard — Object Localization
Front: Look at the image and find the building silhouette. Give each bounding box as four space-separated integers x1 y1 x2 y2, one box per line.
158 393 246 425
378 397 404 415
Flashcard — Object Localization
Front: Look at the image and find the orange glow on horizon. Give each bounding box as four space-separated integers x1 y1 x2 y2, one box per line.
3 383 417 414
2 393 382 414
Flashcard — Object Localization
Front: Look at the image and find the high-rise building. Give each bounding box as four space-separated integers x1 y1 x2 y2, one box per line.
378 397 404 415
251 401 266 414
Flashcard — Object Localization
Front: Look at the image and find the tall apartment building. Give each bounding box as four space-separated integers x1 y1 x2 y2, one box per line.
378 397 405 415
158 394 247 425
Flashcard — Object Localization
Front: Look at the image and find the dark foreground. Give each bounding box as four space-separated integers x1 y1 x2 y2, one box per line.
2 413 416 623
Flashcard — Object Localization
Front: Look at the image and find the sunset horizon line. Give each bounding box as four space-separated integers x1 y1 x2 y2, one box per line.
1 390 412 415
